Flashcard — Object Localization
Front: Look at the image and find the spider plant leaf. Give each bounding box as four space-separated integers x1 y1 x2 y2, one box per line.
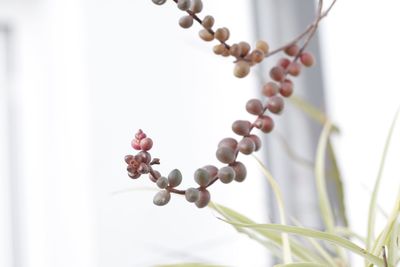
209 202 325 264
367 107 400 252
218 218 385 267
154 264 227 267
274 263 326 267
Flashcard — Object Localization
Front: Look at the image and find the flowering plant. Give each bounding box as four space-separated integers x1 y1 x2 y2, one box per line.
124 1 400 266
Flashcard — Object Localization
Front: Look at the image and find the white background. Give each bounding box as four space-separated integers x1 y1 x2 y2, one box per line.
0 0 399 266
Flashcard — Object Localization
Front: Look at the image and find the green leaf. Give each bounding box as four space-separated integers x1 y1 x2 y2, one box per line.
154 264 227 267
315 122 348 261
334 227 366 244
372 189 400 256
388 220 400 266
291 218 337 267
288 95 339 133
327 141 348 227
209 202 325 264
367 107 400 253
274 263 326 267
252 155 292 263
218 218 385 267
315 121 335 232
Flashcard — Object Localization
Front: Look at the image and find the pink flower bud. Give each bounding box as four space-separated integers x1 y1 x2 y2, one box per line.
140 138 153 151
135 129 147 140
131 140 141 150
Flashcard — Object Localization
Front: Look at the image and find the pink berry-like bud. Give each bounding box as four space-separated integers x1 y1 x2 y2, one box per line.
234 61 250 78
230 161 247 182
149 170 161 182
278 58 291 69
232 120 252 136
199 29 214 41
238 42 251 56
229 44 242 58
218 166 236 184
194 168 210 187
288 62 301 76
238 137 256 155
218 137 238 150
214 27 230 42
128 172 141 179
124 155 134 164
300 52 315 67
250 49 265 63
190 0 203 13
202 15 215 29
248 134 262 151
179 15 194 29
140 138 153 151
279 79 294 97
177 0 191 10
284 44 299 57
137 151 151 164
153 190 171 206
246 99 264 116
138 163 150 174
135 129 146 140
195 189 211 208
267 96 284 114
168 169 183 187
216 146 236 164
255 115 274 133
156 177 168 189
131 140 141 150
185 188 200 203
270 66 285 82
262 82 279 97
256 40 269 54
202 165 218 178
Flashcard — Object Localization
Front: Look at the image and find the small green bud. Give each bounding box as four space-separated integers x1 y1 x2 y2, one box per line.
185 188 200 203
168 169 182 187
194 168 210 187
153 190 171 206
156 177 168 189
218 166 236 184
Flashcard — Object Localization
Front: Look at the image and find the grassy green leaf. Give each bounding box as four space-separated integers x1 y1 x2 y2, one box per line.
218 218 385 267
288 95 339 133
372 189 400 256
327 141 348 227
274 263 326 267
315 121 348 261
367 107 400 253
154 264 227 267
291 218 337 267
334 227 366 244
315 121 335 232
252 155 292 263
388 220 400 266
209 202 325 264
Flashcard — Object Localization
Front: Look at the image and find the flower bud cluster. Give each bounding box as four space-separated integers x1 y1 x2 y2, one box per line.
151 0 272 79
127 0 324 209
